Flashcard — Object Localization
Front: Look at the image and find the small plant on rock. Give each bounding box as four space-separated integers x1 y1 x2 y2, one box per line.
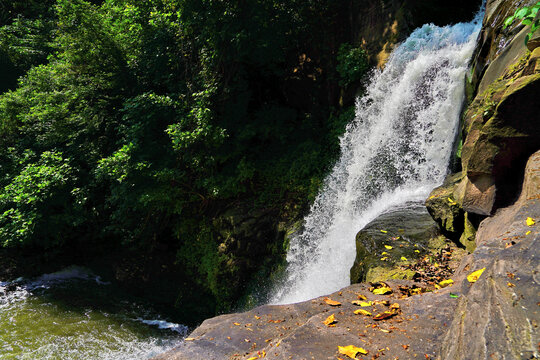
503 1 540 45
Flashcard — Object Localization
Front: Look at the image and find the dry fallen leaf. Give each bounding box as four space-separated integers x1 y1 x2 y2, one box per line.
338 345 368 358
354 309 372 316
372 287 392 295
247 357 258 360
390 303 400 310
373 310 397 321
254 315 261 320
439 279 454 288
323 314 338 327
507 282 515 287
467 268 486 283
357 294 367 300
526 217 535 227
352 300 373 307
233 322 241 326
323 297 342 306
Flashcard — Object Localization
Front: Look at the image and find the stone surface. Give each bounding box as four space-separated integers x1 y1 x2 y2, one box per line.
425 173 478 252
460 56 540 216
350 202 451 283
425 173 466 235
439 150 540 359
155 151 540 360
154 280 458 360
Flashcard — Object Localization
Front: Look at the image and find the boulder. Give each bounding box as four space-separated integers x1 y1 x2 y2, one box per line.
350 202 457 283
461 69 540 215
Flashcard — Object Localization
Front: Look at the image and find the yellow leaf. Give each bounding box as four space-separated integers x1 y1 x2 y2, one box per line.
373 310 397 320
380 230 388 233
247 357 258 360
380 257 388 261
357 294 367 300
351 300 372 307
233 322 241 326
389 303 400 310
439 279 454 288
323 314 338 327
354 309 372 316
338 345 368 358
526 217 535 226
414 250 420 253
381 252 389 255
323 297 341 306
372 286 392 295
526 230 531 235
467 268 486 283
384 245 393 250
400 256 408 261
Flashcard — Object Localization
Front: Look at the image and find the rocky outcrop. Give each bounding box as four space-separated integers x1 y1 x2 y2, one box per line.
156 150 540 360
427 0 540 250
439 150 540 359
153 280 461 360
350 202 465 283
459 0 540 216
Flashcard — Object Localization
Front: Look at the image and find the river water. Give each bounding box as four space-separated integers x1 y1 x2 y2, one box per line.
0 266 185 359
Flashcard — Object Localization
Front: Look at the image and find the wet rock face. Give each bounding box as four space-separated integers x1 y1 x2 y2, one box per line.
350 202 446 283
461 64 540 215
453 0 540 217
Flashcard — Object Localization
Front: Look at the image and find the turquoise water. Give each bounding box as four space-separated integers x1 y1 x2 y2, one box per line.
0 266 185 359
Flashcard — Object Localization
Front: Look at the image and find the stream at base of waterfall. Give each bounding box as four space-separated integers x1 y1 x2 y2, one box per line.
0 266 186 359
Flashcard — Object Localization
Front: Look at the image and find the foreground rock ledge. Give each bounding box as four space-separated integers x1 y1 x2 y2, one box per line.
155 151 540 360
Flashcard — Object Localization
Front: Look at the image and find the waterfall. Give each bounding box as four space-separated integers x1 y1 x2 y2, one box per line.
270 14 482 305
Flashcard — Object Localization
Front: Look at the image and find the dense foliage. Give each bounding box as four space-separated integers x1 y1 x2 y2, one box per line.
0 0 367 319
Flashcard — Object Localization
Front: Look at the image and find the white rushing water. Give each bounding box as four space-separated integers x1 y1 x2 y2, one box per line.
271 14 483 305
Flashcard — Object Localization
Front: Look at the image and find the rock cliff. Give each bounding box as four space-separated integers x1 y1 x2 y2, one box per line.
155 1 540 358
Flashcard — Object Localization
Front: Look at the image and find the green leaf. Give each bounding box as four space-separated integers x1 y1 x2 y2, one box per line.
449 293 459 298
523 18 532 25
532 19 540 33
503 16 515 29
516 7 531 20
525 33 532 45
